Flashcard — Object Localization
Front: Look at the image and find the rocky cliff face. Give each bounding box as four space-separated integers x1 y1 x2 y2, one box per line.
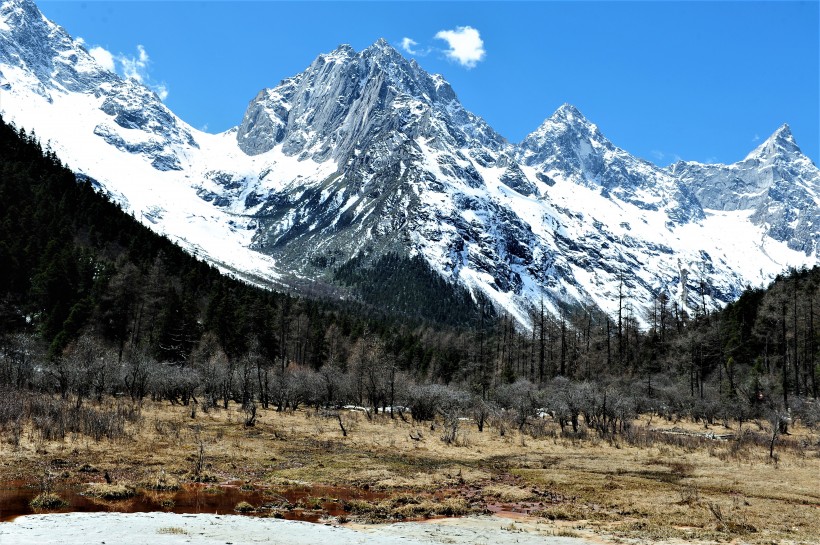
2 0 819 327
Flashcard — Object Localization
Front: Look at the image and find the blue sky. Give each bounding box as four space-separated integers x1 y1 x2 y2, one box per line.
38 1 819 166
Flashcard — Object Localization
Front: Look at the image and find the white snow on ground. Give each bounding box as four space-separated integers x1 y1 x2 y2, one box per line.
0 512 596 545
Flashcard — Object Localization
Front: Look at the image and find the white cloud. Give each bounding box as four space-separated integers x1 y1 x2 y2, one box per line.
153 83 169 101
118 45 169 100
89 45 115 73
119 44 150 83
752 134 760 142
650 150 682 164
434 26 485 68
401 37 419 55
86 43 169 101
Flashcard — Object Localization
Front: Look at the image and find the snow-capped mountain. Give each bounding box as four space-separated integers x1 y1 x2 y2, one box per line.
1 0 818 327
670 125 820 255
518 104 704 225
0 0 286 288
0 0 193 170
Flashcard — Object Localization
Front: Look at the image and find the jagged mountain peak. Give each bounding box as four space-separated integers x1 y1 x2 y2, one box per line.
670 121 820 256
0 0 198 172
549 103 589 123
518 104 705 224
522 103 610 151
744 123 803 162
0 0 119 97
1 0 41 21
520 104 612 167
1 0 51 41
364 37 398 54
235 39 501 158
316 43 356 63
309 40 428 91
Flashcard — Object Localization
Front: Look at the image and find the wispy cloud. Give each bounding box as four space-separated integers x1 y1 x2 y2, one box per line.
400 37 419 55
434 26 485 68
650 150 682 164
119 45 169 100
84 42 169 100
119 44 149 83
752 134 760 142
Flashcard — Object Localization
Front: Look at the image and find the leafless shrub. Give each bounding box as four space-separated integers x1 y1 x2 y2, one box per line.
0 387 25 446
526 417 554 439
242 401 258 427
192 440 205 477
407 383 466 423
30 396 66 441
678 484 700 506
440 414 460 445
469 395 497 432
496 379 542 431
706 498 756 534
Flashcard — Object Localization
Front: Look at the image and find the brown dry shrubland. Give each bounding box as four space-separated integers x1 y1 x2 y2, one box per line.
1 400 819 544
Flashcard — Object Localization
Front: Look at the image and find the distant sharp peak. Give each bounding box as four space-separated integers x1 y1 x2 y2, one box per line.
540 103 602 135
316 43 356 63
316 39 407 65
521 103 611 153
1 0 34 7
1 0 36 14
283 38 457 106
1 0 47 26
744 123 803 162
366 37 398 53
549 102 590 123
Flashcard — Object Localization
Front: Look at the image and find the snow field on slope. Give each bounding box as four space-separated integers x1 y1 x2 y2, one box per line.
0 82 283 285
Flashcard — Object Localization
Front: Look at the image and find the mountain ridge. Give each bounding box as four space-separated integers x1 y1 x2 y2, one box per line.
1 0 818 328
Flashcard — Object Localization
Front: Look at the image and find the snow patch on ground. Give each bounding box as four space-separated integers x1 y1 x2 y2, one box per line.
0 512 596 545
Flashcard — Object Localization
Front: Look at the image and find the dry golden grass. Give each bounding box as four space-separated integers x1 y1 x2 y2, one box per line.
2 400 819 544
29 492 68 510
156 526 187 535
234 500 255 513
84 483 136 500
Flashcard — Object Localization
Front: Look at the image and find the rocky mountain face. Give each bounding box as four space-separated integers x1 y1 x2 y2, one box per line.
670 125 820 255
518 104 704 225
224 38 541 317
2 0 818 327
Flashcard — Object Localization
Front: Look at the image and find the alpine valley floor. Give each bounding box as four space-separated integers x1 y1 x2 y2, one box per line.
1 401 819 544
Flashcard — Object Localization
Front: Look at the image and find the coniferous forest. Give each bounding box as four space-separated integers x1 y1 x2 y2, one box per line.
0 114 818 442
